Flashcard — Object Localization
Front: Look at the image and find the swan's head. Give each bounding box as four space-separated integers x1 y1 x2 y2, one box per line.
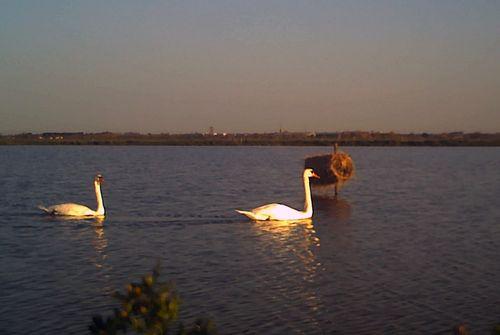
304 168 320 179
94 174 104 184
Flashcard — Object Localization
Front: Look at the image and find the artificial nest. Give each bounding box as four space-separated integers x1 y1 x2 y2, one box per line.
304 150 354 186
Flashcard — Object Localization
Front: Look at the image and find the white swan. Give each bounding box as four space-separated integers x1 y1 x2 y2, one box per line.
236 168 320 221
39 174 106 217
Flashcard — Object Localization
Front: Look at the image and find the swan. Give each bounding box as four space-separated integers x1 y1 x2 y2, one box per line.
39 174 106 217
236 168 320 221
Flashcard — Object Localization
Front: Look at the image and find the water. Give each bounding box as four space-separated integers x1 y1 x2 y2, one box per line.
0 146 499 334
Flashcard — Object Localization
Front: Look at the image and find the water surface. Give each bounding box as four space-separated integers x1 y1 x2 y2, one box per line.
0 146 499 334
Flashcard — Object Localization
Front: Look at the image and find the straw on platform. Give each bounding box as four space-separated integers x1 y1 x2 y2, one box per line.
331 152 354 181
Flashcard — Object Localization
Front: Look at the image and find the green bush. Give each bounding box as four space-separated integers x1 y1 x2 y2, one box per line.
89 266 217 335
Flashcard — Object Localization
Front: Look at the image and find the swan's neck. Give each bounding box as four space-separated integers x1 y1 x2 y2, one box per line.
94 181 105 216
303 175 313 216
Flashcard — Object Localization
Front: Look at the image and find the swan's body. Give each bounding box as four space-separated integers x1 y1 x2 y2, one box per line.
236 203 311 221
39 175 105 217
236 169 319 221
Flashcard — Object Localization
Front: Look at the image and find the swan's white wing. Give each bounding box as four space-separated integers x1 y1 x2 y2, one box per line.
46 203 96 217
252 203 306 221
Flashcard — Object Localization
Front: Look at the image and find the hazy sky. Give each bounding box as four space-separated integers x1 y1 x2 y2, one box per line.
1 1 499 134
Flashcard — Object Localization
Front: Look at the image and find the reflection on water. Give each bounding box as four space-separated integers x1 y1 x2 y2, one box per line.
88 218 114 297
90 218 108 269
251 219 324 326
253 219 314 237
40 215 111 272
253 219 321 274
252 219 320 265
314 195 352 222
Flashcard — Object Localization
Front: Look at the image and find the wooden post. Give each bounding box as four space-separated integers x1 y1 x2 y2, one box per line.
334 142 339 196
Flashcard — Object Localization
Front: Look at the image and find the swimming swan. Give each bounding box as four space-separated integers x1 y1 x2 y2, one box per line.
39 174 105 217
236 169 319 221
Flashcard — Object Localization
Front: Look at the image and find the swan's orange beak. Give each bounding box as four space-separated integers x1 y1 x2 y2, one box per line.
312 172 320 179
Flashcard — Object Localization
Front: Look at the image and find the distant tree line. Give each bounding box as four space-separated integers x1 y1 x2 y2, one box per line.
1 131 499 146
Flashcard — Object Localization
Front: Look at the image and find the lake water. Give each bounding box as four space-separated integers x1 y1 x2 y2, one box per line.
0 146 499 334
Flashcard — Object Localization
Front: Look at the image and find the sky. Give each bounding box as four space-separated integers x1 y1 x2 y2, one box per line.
1 0 499 134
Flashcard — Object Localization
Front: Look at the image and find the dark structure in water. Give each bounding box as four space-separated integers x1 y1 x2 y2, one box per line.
304 144 354 194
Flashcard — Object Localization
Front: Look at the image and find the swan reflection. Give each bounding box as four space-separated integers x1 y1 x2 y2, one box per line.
91 217 108 268
88 217 114 296
251 219 323 328
46 216 109 268
252 219 320 277
253 218 315 238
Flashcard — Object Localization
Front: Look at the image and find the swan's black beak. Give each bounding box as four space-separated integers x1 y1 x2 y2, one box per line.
96 175 104 183
312 172 320 179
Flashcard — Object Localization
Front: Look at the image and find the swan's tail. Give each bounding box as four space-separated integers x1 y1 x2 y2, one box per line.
236 210 264 221
38 205 51 214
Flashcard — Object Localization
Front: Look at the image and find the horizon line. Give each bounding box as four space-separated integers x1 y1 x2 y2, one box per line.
2 130 500 136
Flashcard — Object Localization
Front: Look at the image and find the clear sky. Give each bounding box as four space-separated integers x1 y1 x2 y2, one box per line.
1 1 499 134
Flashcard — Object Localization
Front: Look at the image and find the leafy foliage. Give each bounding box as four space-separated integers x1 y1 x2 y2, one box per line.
89 266 216 335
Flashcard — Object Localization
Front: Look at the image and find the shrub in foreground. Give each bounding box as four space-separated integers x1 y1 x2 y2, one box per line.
89 266 216 335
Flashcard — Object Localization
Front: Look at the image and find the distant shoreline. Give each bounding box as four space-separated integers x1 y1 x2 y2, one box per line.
1 131 499 146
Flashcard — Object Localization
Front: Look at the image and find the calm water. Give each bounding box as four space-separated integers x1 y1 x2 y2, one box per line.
0 146 499 334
